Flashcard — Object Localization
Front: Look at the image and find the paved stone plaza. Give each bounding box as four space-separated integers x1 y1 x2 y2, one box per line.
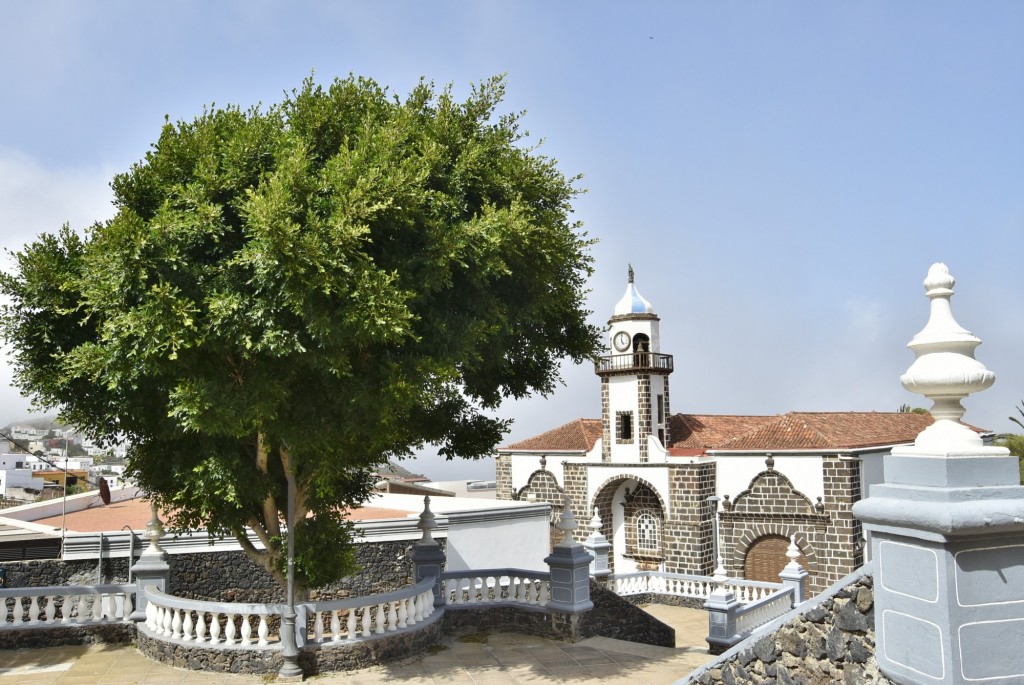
0 607 712 685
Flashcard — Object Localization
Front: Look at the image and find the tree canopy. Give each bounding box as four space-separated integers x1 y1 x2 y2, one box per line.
1 75 599 590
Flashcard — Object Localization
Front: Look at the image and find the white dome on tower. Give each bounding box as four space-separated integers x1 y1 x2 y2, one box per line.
613 265 655 316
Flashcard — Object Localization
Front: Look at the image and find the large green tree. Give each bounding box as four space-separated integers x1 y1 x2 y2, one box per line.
1 75 599 591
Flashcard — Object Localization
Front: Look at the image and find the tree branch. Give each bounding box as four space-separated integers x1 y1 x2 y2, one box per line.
256 432 281 537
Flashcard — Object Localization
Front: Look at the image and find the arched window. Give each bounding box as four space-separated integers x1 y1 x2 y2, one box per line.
636 511 659 552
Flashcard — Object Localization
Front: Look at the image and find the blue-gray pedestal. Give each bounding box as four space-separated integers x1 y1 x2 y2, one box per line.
855 447 1024 685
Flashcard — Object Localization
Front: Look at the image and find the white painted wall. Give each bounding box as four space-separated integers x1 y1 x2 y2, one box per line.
0 468 37 494
714 454 825 505
444 511 550 572
585 464 672 517
610 480 638 574
0 454 29 470
608 375 641 461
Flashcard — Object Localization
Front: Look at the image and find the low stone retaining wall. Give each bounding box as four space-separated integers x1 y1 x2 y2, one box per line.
136 608 445 675
578 581 676 647
0 622 134 650
619 592 706 611
686 567 892 685
442 580 674 648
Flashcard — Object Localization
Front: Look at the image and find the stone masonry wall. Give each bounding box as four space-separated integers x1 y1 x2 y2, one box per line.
3 540 437 603
561 462 590 544
495 453 513 500
665 462 716 576
820 456 863 588
1 557 131 588
719 466 832 595
691 572 893 685
638 374 651 462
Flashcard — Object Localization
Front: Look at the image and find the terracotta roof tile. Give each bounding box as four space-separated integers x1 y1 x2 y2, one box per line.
715 411 937 450
668 414 775 449
503 419 603 452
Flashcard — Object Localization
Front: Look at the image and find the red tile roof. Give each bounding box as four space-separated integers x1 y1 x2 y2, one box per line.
503 419 603 452
509 412 973 453
714 411 936 450
669 414 775 449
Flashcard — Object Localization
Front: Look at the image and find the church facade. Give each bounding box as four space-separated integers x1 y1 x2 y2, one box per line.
495 273 964 595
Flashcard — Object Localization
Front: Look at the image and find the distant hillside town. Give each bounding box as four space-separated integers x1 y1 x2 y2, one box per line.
0 419 130 508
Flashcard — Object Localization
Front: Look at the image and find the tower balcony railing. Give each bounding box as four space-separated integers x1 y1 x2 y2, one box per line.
595 352 673 375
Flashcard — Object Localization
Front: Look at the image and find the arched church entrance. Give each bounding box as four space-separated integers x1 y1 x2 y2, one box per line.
744 535 808 583
591 476 667 574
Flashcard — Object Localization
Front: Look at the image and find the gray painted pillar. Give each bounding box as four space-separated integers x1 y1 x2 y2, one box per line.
777 535 809 606
409 496 447 608
853 263 1024 685
705 560 741 653
129 502 170 621
582 508 612 580
544 496 594 613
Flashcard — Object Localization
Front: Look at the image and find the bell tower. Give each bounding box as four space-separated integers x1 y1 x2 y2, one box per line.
596 266 674 462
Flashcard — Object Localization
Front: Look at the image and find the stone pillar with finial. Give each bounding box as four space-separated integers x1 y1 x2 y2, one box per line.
778 535 809 606
582 508 612 580
410 496 447 608
705 553 742 654
853 263 1024 685
544 495 594 613
130 501 170 621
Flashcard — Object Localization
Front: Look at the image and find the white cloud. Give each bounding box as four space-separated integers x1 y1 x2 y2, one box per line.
0 150 116 422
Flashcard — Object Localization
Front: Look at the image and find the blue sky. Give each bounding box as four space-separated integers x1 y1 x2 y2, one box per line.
1 2 1021 480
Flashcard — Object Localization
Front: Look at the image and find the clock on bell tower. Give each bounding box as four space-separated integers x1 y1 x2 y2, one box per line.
595 266 674 463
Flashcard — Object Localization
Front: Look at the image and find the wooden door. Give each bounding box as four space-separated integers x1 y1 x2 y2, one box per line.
744 535 808 582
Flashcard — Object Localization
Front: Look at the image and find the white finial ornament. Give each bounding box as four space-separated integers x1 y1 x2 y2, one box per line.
900 263 994 450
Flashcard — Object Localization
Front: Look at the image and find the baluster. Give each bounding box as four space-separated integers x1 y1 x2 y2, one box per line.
161 606 173 636
172 608 183 639
407 597 418 625
331 610 342 642
389 601 399 631
122 593 134 621
525 579 536 604
538 580 549 605
28 596 40 623
374 603 386 634
312 611 323 641
240 614 252 645
209 614 222 644
511 577 522 603
418 592 428 619
182 611 194 641
61 595 73 623
360 606 371 637
224 614 237 645
346 609 357 640
195 612 207 643
258 616 269 646
12 597 24 625
0 597 8 625
76 595 89 624
395 600 405 629
44 596 56 623
451 579 461 605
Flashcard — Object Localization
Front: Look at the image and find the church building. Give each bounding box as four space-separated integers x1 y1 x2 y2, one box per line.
495 270 973 595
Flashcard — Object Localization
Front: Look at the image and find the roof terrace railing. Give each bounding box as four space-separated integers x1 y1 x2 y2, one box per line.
595 352 674 375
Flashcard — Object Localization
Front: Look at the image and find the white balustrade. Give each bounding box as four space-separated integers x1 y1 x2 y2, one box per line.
606 571 781 606
734 587 795 637
0 585 136 629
